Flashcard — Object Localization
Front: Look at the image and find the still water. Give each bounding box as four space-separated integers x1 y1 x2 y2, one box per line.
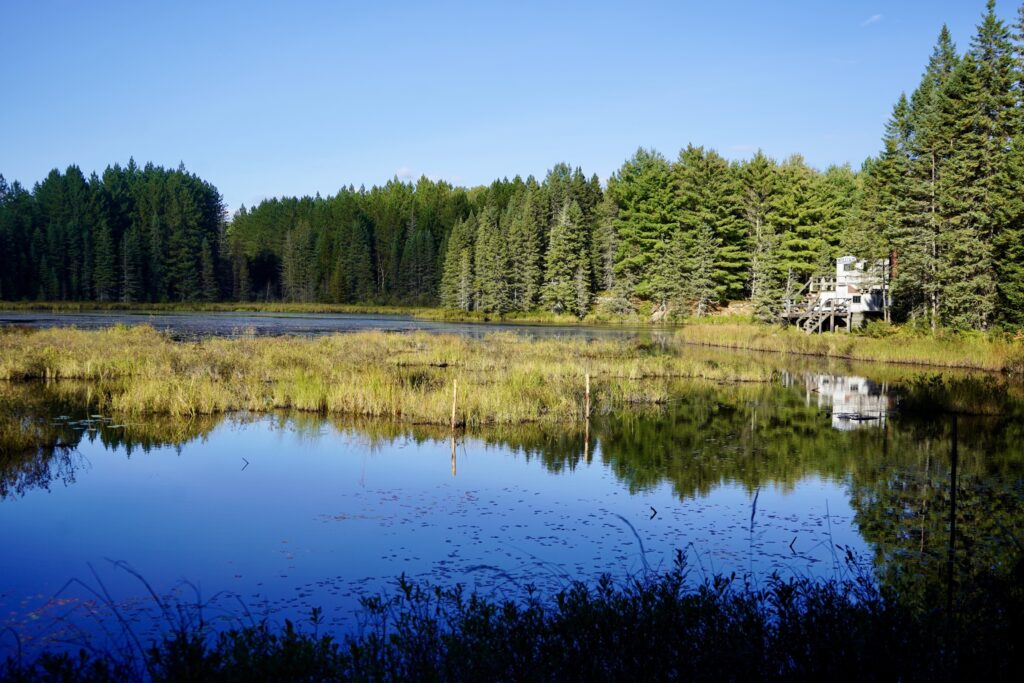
0 310 669 341
1 369 1022 656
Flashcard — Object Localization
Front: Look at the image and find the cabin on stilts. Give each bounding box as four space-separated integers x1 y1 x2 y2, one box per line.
783 256 891 333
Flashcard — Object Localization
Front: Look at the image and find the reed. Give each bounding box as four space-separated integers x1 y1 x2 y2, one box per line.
676 321 1024 372
0 326 774 424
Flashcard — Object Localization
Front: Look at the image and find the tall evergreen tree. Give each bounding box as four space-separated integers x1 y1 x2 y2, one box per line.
542 201 591 317
504 191 542 311
610 148 676 299
672 145 748 302
440 214 477 311
473 205 510 314
739 152 784 323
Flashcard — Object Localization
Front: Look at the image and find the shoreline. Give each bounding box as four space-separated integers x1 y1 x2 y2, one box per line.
2 302 1022 374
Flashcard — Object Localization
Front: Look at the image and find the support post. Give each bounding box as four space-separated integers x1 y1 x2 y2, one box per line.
584 373 591 418
451 433 457 478
584 373 592 463
451 380 458 431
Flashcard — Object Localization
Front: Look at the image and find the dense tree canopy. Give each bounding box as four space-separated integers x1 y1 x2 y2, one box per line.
4 1 1024 329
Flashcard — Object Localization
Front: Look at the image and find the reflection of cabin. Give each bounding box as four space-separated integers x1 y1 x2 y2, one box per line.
783 256 891 333
783 371 891 431
815 375 890 431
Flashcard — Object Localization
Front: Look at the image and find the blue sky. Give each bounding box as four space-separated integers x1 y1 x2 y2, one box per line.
0 1 1016 212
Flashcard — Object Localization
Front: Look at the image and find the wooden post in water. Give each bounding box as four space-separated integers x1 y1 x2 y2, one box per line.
585 373 591 418
584 373 591 463
451 380 458 431
451 433 457 478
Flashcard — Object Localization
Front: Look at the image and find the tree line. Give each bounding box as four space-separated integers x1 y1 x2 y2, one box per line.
3 1 1024 330
0 160 226 302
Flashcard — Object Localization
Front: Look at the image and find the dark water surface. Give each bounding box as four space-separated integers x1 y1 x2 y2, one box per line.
0 310 670 341
1 367 1022 657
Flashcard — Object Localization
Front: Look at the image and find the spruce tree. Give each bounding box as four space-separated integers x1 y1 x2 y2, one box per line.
609 148 676 299
542 201 591 316
93 219 117 301
472 205 509 314
592 192 619 292
739 152 784 322
440 214 477 311
200 237 219 301
505 191 542 311
672 145 748 302
773 155 824 290
684 222 720 317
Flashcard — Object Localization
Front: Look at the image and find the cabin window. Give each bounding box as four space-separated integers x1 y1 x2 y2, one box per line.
843 263 857 271
852 295 862 304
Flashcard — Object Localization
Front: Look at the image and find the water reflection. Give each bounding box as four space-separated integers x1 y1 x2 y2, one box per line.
782 372 891 430
1 370 1022 653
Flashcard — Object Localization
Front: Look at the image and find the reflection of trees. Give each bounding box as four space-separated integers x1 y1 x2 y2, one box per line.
849 416 1024 611
0 383 219 499
594 382 883 497
3 374 1023 606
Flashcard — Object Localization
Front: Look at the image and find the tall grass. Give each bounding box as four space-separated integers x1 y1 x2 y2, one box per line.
0 327 773 424
677 322 1024 372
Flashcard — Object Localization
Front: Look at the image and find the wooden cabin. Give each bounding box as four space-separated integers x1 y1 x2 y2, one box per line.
783 256 890 333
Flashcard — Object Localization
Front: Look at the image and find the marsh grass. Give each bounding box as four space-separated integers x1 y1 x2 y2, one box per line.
0 327 774 424
677 322 1023 372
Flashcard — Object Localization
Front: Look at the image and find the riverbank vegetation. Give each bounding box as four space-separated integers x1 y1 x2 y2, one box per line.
676 319 1024 372
3 557 1021 682
0 326 775 423
2 326 1022 426
4 2 1024 331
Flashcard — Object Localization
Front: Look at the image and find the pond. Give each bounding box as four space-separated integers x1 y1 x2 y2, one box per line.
0 310 671 341
1 364 1022 657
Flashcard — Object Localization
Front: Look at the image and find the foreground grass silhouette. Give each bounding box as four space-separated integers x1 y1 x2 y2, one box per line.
4 555 1021 682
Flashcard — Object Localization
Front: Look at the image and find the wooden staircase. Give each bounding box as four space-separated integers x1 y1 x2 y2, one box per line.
798 299 849 334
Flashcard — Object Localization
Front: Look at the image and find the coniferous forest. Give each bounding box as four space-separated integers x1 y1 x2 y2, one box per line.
3 2 1024 330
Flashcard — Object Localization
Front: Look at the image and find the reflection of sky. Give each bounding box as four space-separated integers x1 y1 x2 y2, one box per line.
0 417 865 655
0 311 671 342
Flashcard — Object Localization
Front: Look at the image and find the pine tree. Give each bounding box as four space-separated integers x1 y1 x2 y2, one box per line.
773 155 827 289
672 145 748 302
398 213 437 304
440 214 477 311
610 148 676 299
93 219 117 301
121 225 142 304
739 152 784 322
592 192 619 292
903 26 960 330
200 237 219 301
684 222 719 317
473 205 510 314
936 54 996 329
542 201 591 316
504 191 542 311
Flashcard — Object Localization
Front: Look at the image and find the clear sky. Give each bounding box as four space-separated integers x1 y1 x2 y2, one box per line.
0 0 1017 212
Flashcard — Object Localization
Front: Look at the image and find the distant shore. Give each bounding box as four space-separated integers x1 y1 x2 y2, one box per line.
2 301 1022 374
